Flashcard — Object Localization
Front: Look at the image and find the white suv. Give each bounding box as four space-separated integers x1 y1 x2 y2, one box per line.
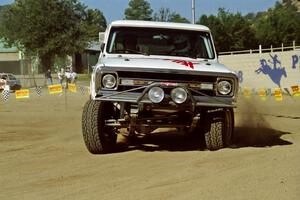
82 20 239 154
0 73 21 91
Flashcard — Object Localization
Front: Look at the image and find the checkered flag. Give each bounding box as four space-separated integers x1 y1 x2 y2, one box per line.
284 88 292 96
266 88 272 96
1 90 10 102
35 86 42 97
79 86 85 95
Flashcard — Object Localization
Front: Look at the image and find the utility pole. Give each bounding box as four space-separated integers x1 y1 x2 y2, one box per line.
192 0 195 24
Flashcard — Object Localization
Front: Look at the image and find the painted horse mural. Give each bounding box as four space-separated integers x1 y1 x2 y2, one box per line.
255 54 287 88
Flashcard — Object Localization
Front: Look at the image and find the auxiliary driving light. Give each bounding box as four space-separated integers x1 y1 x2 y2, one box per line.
148 87 164 103
171 87 188 104
217 80 232 95
102 74 117 89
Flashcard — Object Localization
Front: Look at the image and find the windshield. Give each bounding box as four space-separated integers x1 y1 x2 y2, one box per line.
8 74 16 80
107 27 215 59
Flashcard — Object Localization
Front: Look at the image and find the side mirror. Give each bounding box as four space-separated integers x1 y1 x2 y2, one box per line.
99 32 105 43
100 43 105 52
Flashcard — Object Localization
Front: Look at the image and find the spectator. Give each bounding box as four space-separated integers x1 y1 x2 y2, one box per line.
57 68 64 85
70 68 77 83
65 67 72 84
45 69 53 85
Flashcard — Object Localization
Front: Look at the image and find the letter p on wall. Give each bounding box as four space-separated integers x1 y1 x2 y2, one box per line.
292 55 299 69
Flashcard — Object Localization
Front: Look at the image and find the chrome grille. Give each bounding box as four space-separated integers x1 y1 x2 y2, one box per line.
116 71 217 96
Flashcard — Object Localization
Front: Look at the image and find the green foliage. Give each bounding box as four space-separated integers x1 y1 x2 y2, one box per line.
125 0 153 20
84 9 107 40
0 0 106 71
2 0 298 56
52 55 71 72
198 1 300 52
169 13 190 23
153 8 189 23
198 8 256 52
153 8 172 22
253 2 300 47
0 5 8 22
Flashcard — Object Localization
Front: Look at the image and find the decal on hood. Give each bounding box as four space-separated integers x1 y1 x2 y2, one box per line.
164 59 199 69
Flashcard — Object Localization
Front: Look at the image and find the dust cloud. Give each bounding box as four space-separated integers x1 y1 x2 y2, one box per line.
233 99 291 147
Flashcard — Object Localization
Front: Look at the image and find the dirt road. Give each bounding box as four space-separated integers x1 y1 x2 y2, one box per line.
0 91 299 200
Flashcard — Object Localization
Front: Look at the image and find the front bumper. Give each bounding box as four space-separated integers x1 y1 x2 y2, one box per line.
95 83 237 108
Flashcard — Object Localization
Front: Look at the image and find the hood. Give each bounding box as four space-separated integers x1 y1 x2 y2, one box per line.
99 56 234 75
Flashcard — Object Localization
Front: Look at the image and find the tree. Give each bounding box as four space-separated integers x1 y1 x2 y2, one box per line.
153 7 189 23
0 0 107 72
0 5 9 24
84 9 107 41
253 2 300 47
198 8 257 52
153 8 190 23
169 13 189 23
153 8 172 22
124 0 153 20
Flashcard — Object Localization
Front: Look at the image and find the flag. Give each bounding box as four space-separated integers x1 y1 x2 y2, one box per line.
48 84 63 94
79 85 85 95
291 85 300 97
283 88 292 96
35 86 42 97
266 88 272 96
1 89 10 102
68 84 77 93
274 88 283 101
258 88 266 101
15 89 30 99
243 87 251 98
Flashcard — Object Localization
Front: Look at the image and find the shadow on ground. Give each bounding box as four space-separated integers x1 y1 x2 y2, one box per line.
114 126 292 153
233 126 292 147
109 100 296 153
115 131 205 153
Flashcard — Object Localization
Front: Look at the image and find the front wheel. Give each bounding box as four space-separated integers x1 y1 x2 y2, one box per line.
204 108 234 151
82 100 117 154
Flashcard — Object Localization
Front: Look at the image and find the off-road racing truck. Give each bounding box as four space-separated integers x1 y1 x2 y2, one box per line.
82 20 238 154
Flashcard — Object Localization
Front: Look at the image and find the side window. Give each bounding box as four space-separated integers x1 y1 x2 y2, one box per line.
195 36 208 58
2 75 8 80
109 32 117 52
8 75 16 80
204 35 214 58
194 35 214 59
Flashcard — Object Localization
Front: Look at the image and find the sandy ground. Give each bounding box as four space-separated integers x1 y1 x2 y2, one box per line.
0 90 299 200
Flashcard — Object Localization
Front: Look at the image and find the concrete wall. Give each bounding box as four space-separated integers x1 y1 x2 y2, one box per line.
0 61 21 74
0 52 21 74
0 52 19 61
219 50 300 89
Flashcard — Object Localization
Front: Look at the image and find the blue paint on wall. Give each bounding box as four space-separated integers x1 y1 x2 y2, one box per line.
292 55 299 69
236 70 243 83
255 54 287 88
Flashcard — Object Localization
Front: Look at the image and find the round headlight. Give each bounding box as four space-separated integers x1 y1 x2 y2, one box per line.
171 87 188 104
217 80 232 95
148 87 164 103
102 74 116 89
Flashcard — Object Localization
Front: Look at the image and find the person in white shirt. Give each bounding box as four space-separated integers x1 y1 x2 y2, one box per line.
57 68 64 85
71 71 77 83
65 68 72 84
